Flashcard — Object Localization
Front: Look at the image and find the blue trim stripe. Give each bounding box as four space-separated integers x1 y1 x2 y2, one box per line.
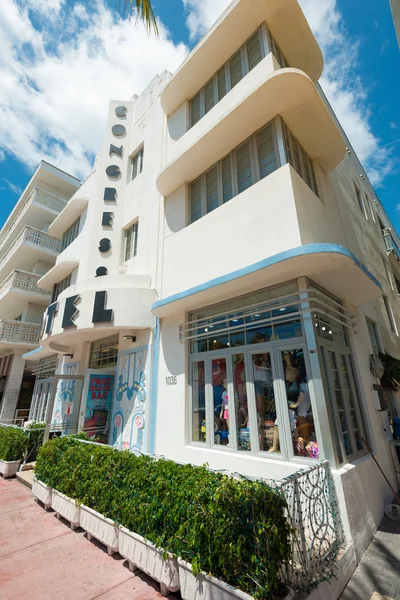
22 346 45 359
149 317 160 455
152 244 381 311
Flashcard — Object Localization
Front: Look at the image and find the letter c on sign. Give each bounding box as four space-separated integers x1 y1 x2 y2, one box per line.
106 165 121 179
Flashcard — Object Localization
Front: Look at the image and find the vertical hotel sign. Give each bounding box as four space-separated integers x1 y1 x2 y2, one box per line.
44 103 129 334
84 374 114 442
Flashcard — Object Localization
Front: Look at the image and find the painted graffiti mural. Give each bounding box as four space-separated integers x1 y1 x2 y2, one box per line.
110 347 149 452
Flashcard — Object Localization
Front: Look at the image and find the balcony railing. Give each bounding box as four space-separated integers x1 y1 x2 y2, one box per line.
0 270 51 300
383 229 400 261
0 187 67 250
0 227 61 273
0 320 41 345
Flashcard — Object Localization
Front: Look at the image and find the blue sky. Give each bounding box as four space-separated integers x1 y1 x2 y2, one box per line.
0 0 399 231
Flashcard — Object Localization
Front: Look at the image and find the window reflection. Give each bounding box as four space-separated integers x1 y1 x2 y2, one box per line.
279 350 319 459
191 361 205 442
252 353 276 452
233 354 251 451
212 358 230 446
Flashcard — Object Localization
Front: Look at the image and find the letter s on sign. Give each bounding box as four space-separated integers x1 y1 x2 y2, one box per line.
99 239 111 253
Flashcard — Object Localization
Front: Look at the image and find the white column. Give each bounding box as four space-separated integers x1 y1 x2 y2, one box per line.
297 277 338 465
0 350 26 422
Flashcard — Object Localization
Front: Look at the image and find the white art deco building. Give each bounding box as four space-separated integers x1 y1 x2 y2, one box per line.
0 162 79 423
21 0 400 596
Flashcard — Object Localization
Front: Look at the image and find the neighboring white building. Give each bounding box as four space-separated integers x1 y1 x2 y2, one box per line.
390 0 400 45
0 161 80 423
26 0 400 596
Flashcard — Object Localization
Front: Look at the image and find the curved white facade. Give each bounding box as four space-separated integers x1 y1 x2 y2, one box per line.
17 2 400 597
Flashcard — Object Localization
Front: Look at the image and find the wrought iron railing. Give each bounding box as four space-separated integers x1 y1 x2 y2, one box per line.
0 227 61 273
0 320 41 345
0 187 67 250
383 228 400 261
275 461 344 591
0 270 51 299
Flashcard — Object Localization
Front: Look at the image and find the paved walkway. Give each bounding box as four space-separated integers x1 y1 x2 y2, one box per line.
0 476 174 600
340 502 400 600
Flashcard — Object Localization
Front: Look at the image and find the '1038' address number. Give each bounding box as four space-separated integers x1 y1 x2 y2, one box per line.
166 376 177 386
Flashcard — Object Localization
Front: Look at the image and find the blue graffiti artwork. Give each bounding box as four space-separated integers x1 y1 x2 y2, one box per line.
111 348 148 451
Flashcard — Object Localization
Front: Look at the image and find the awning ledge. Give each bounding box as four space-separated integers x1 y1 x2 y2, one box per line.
152 244 382 317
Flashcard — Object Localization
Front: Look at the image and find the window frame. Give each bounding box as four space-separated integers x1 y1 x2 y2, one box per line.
189 120 280 224
124 221 139 262
282 119 318 196
61 217 80 252
52 274 72 303
131 147 144 180
383 295 398 335
88 334 119 370
366 318 382 357
189 26 266 128
354 184 368 219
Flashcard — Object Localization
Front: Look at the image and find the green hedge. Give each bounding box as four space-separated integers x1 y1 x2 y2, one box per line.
36 436 291 599
0 425 29 462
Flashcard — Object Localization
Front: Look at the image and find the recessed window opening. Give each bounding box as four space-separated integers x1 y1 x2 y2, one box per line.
89 334 119 369
124 221 139 261
61 217 80 252
52 274 72 303
132 147 144 180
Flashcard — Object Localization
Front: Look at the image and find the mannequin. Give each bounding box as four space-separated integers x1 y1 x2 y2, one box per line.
220 378 229 429
268 354 305 453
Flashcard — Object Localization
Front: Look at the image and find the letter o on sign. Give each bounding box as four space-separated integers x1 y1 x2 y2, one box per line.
112 124 126 137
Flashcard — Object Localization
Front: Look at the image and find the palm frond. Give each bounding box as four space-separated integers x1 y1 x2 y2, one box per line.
122 0 158 34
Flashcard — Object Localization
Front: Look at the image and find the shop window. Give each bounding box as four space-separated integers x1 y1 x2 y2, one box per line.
189 121 279 223
366 318 381 357
283 120 318 196
132 147 144 180
191 360 205 443
383 295 398 334
52 274 72 303
61 217 80 252
124 221 138 261
189 27 265 128
322 350 365 460
89 334 119 370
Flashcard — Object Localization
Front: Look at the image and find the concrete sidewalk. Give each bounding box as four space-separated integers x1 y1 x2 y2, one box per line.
0 476 174 600
340 503 400 600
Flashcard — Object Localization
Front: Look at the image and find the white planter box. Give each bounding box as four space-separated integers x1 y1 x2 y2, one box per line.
0 460 20 479
119 526 179 596
32 477 52 510
80 505 119 556
51 490 80 530
178 559 295 600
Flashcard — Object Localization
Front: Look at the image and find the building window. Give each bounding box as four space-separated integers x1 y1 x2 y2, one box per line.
394 274 400 296
354 185 367 218
124 222 139 261
366 319 381 357
52 274 72 303
189 121 279 223
89 334 119 369
268 30 289 68
189 27 265 128
383 295 398 334
365 192 376 222
282 120 318 196
61 217 80 252
132 148 144 180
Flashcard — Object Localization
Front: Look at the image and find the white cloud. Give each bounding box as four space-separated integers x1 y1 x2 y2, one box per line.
0 0 188 180
0 150 5 161
183 0 394 187
2 179 22 196
183 0 231 40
